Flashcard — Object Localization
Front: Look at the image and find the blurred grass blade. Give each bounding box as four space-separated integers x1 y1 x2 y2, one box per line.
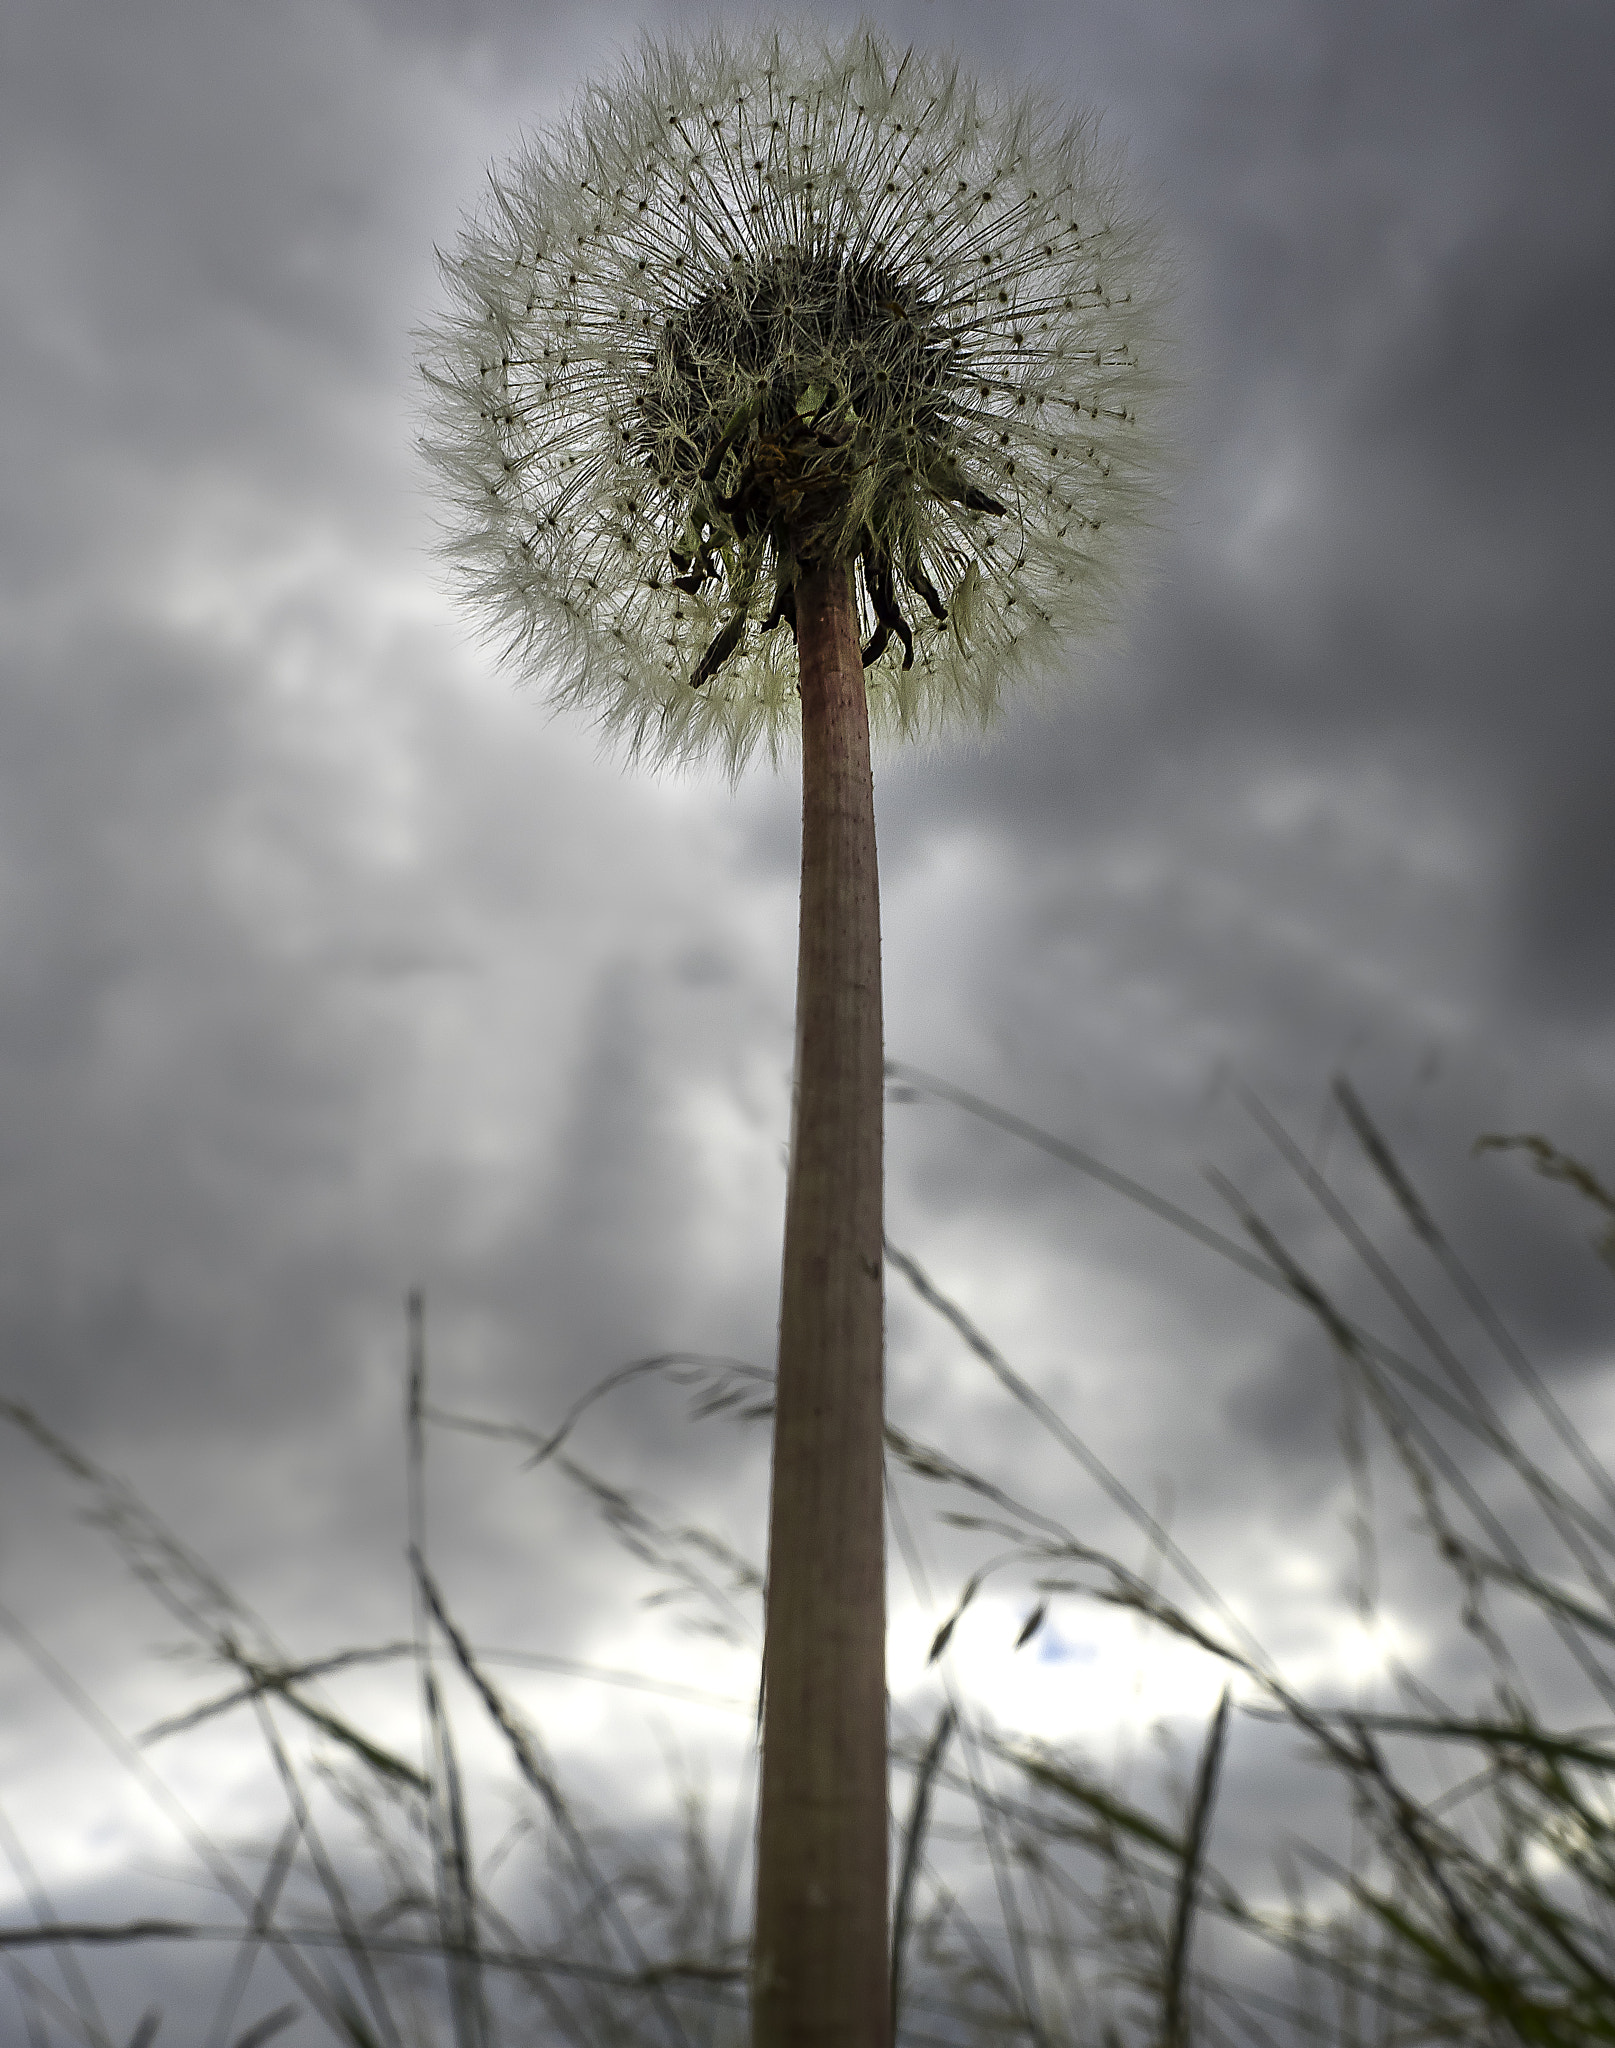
1251 1081 1615 1595
891 1703 955 2038
204 1818 300 2048
251 1697 404 2048
887 1063 1586 1497
886 1237 1277 1681
228 2008 301 2048
1475 1128 1615 1272
1245 1705 1615 1772
1163 1687 1231 2048
182 1650 430 1795
0 1797 113 2047
883 1418 1072 1542
411 1551 693 2048
0 1598 353 2035
1014 1601 1049 1651
927 1570 993 1666
441 1351 764 1468
1252 1083 1615 1546
1000 1742 1190 1866
139 1644 414 1749
1336 1079 1615 1519
885 1061 1282 1287
424 1658 489 2048
403 1292 490 2048
1206 1168 1615 1717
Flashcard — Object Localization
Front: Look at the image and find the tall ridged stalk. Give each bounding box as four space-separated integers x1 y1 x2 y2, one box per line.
423 29 1167 2044
752 556 888 2048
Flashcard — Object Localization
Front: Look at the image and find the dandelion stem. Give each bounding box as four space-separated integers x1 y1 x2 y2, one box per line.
754 556 889 2048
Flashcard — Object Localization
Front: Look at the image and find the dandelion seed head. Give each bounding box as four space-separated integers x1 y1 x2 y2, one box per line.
420 21 1171 772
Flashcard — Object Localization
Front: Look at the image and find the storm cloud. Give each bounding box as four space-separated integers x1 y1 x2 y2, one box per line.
1 0 1612 2037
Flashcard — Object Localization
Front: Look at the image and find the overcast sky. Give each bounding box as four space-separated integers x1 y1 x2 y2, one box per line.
2 0 1613 2038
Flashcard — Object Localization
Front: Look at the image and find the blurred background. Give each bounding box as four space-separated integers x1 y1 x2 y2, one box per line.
1 0 1612 2037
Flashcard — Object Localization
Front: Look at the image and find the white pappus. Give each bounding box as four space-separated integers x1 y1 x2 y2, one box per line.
421 22 1170 773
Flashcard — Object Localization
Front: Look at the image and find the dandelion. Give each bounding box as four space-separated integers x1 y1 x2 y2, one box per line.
422 23 1167 2046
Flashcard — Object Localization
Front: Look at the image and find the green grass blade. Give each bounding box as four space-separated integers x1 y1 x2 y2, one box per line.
891 1704 955 2038
1163 1688 1231 2048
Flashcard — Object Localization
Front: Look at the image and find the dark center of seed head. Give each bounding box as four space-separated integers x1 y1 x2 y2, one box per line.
639 248 949 542
635 249 998 689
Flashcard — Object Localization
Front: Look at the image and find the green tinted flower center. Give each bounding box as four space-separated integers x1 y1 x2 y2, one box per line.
638 248 951 552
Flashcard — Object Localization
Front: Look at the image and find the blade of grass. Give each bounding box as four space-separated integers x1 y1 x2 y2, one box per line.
890 1704 955 2039
1163 1687 1231 2048
250 1696 403 2048
228 2006 301 2048
0 1396 439 2034
410 1551 694 2048
0 1797 113 2047
885 1467 1039 2039
404 1291 490 2048
1244 1084 1615 1606
143 1641 748 1745
453 1891 596 2047
553 1455 761 1648
996 1744 1193 1870
139 1646 412 1746
1342 1720 1514 2008
1206 1169 1615 1718
1244 1704 1615 1772
430 1396 765 1650
0 1919 748 1996
0 1598 356 2035
203 1819 300 2048
0 1951 106 2046
1338 1081 1615 1515
940 1701 1047 2042
0 1399 254 1652
886 1064 1606 1509
478 1649 749 1716
883 1418 1074 1545
425 1658 488 2048
1 1956 51 2048
446 1354 764 1470
185 1648 430 1796
886 1063 1283 1285
886 1237 1279 1683
0 1922 207 1950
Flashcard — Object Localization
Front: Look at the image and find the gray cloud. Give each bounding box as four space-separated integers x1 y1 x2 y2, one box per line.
1 0 1612 2034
